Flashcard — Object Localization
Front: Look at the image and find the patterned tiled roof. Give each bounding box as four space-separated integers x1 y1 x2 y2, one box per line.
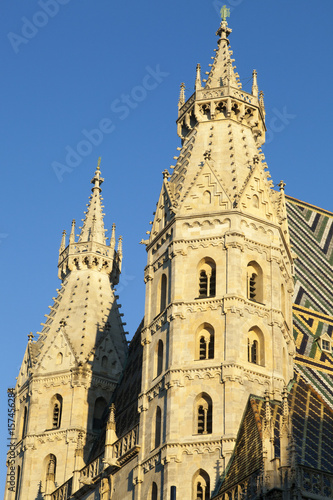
214 373 333 497
291 373 333 473
214 197 333 498
213 399 263 495
286 196 333 316
286 197 333 406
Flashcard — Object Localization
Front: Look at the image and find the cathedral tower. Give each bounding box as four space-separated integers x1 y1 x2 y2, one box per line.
6 162 128 500
136 13 295 499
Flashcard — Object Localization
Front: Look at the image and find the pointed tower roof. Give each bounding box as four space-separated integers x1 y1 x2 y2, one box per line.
145 11 285 247
58 158 122 283
205 19 241 90
170 12 269 212
79 158 107 245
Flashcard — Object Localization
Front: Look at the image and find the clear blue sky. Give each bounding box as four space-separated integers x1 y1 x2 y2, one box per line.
1 0 332 493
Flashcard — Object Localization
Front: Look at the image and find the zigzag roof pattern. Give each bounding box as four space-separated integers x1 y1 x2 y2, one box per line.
286 197 333 407
213 374 333 499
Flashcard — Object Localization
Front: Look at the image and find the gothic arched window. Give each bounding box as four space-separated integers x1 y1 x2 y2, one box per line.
154 406 162 449
51 394 62 429
93 397 107 431
198 259 216 299
15 465 21 500
21 406 28 439
247 262 263 303
247 327 265 366
193 469 210 500
156 340 164 377
195 394 212 435
157 273 168 314
151 482 158 500
196 324 214 360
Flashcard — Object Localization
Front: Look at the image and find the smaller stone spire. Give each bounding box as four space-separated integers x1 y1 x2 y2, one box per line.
195 64 202 91
110 223 116 251
117 236 123 274
72 433 85 493
178 82 185 109
104 404 118 466
280 387 291 469
69 219 76 244
44 456 56 499
117 236 123 256
252 69 259 97
59 230 66 255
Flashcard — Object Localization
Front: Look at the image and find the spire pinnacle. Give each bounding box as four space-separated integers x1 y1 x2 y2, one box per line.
69 220 76 244
59 230 66 254
195 64 202 91
178 83 185 109
117 236 123 259
252 69 259 97
110 223 116 251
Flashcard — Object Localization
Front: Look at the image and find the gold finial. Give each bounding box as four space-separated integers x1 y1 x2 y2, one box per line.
97 157 101 170
220 5 230 22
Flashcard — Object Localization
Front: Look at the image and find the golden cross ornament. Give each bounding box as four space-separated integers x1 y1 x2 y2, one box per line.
220 5 230 21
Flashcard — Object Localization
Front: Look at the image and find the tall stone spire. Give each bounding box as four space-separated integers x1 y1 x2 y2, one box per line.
139 12 294 499
10 160 128 499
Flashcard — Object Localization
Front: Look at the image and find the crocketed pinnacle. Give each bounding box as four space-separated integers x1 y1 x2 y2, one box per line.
78 158 107 245
58 160 122 284
205 20 241 90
